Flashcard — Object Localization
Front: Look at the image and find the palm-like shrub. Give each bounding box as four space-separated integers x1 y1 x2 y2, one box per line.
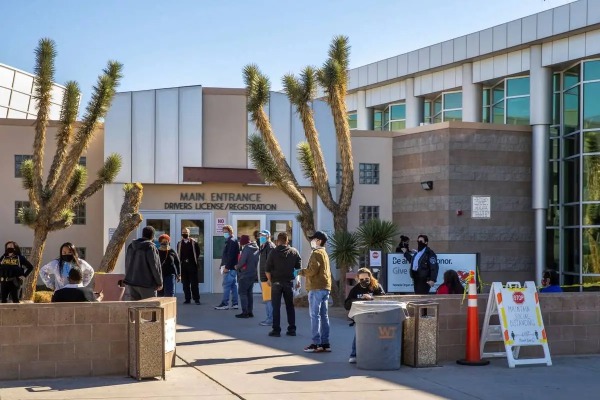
356 219 399 254
329 231 361 273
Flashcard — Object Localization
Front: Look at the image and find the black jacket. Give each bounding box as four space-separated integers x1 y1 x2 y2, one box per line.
237 242 259 280
124 239 163 288
403 247 439 282
265 245 301 283
159 248 181 276
344 283 385 310
221 237 239 269
0 254 33 280
258 241 276 282
52 286 96 302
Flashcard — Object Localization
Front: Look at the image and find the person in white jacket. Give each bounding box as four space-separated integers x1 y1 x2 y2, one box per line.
40 242 94 291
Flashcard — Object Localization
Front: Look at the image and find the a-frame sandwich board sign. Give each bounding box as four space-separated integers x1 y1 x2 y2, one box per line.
480 281 552 368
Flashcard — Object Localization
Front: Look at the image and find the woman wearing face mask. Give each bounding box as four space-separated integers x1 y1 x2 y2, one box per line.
0 241 34 303
157 234 181 297
344 268 385 364
40 242 94 291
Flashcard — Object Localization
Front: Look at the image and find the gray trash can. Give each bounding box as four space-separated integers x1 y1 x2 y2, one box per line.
349 300 407 370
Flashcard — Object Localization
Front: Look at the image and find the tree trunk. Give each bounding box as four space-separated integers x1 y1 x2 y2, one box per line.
99 183 143 273
333 209 348 233
22 227 49 300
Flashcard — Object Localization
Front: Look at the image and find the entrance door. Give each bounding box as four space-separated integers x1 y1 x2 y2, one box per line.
176 214 211 293
142 213 175 247
230 214 266 294
266 214 299 249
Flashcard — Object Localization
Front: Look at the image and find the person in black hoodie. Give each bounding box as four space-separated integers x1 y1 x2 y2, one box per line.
345 268 385 364
265 232 301 337
235 234 259 318
124 226 163 300
0 241 33 303
157 234 181 298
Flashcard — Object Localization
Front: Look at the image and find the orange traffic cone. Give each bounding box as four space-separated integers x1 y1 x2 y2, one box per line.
457 270 489 366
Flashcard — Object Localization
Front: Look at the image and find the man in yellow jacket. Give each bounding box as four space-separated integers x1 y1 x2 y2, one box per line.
298 231 332 353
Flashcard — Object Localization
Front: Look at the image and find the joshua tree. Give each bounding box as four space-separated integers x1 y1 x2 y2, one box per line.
245 35 355 237
18 38 125 299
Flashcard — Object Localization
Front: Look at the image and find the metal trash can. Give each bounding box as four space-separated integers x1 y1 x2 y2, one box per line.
128 307 166 380
403 302 439 367
349 300 407 370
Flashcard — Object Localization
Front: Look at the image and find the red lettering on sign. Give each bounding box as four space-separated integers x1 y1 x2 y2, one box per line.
512 292 525 304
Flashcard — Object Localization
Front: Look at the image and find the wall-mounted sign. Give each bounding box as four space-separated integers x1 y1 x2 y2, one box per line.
370 250 382 267
216 218 226 234
164 192 277 211
472 195 491 219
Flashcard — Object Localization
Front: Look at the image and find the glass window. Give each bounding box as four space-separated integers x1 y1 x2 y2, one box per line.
348 112 357 130
443 110 462 121
553 73 561 92
482 89 490 107
77 247 87 260
373 110 383 131
583 204 600 226
552 92 561 127
584 60 600 82
424 101 432 123
563 228 580 273
383 107 390 128
582 228 600 274
359 206 380 225
564 134 580 158
359 163 379 184
492 101 504 124
20 247 32 258
78 157 87 167
390 104 405 120
546 229 559 269
583 155 600 201
14 201 30 224
444 92 462 109
584 131 600 153
336 163 342 185
506 97 530 125
390 120 406 130
73 203 86 225
506 77 530 97
550 139 560 160
564 156 581 203
564 204 580 226
549 160 559 204
492 83 504 104
564 64 580 89
15 155 32 178
547 206 559 226
433 97 442 116
584 82 600 130
563 86 580 134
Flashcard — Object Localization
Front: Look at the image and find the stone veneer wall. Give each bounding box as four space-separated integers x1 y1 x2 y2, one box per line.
393 122 534 284
387 293 600 363
0 297 176 380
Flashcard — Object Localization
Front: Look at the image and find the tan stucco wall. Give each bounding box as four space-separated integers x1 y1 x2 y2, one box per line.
0 119 104 269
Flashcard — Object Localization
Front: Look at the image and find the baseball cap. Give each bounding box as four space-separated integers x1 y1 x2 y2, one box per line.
308 230 328 243
260 230 271 237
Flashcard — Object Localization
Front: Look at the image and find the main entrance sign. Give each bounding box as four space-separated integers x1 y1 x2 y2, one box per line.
164 192 277 211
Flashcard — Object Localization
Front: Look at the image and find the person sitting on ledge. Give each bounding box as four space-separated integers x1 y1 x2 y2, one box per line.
540 269 563 293
436 269 465 294
52 267 103 302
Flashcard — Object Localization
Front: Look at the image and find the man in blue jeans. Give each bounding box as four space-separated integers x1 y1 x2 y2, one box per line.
215 225 240 310
298 231 332 353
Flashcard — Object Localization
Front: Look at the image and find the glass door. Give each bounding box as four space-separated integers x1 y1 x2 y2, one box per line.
267 213 300 250
176 214 211 293
141 213 175 248
230 214 266 293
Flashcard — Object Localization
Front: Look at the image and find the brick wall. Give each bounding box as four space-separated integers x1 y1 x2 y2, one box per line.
0 297 176 380
386 293 600 363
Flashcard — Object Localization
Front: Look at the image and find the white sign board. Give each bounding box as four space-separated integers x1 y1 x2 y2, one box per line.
216 217 226 234
165 318 176 353
472 195 491 219
386 253 477 293
369 250 382 267
481 282 552 368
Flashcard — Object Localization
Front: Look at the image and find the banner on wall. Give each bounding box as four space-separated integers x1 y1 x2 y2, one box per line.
386 253 478 293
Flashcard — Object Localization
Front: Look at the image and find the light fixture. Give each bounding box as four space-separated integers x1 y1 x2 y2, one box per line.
421 181 433 190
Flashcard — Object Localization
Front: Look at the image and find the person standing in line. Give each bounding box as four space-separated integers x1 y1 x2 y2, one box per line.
0 241 33 303
40 242 94 292
157 234 181 298
345 268 385 363
177 228 201 304
265 232 301 337
400 234 439 294
215 225 240 310
298 231 332 353
235 234 259 318
123 226 163 300
257 230 276 326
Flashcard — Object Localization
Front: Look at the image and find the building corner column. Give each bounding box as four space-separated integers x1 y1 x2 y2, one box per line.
356 90 372 130
405 78 424 128
462 63 482 122
529 45 552 285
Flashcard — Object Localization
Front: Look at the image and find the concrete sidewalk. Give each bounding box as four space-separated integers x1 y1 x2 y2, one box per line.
2 293 600 400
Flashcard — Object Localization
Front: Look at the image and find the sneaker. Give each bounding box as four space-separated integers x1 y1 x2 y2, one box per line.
348 356 357 364
319 344 331 352
235 313 250 319
195 301 201 305
303 344 320 353
268 330 281 337
183 300 191 304
214 304 229 310
232 304 239 309
248 313 254 318
286 331 296 336
259 320 272 326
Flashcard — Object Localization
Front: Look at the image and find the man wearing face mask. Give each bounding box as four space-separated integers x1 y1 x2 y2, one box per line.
400 234 439 294
177 228 201 304
215 225 240 310
298 231 332 353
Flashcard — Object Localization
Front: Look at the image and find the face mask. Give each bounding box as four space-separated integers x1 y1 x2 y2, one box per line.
359 279 370 288
310 239 319 249
224 233 231 239
6 248 15 255
259 237 267 245
61 254 74 263
417 242 426 251
160 242 169 248
181 234 189 239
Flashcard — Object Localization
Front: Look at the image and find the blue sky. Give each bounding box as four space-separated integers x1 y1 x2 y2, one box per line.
0 0 574 109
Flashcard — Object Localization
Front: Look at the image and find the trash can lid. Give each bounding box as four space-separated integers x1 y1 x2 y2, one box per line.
349 300 408 319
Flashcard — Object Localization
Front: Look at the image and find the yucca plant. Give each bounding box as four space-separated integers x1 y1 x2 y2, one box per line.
356 219 399 257
328 231 362 304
